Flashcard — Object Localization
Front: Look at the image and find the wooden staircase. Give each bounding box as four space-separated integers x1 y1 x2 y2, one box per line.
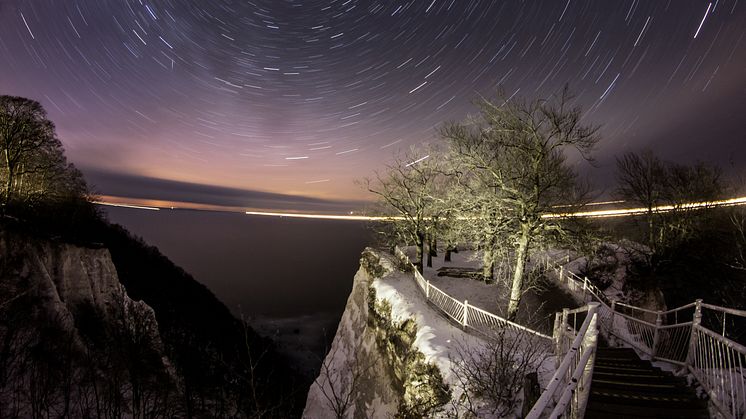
585 347 709 419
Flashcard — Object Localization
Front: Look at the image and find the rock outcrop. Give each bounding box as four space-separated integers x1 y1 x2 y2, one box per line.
1 228 163 353
2 230 160 340
0 228 173 418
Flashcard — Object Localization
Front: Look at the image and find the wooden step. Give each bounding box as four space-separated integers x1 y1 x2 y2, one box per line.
588 388 706 408
586 345 709 418
585 400 709 419
593 370 686 385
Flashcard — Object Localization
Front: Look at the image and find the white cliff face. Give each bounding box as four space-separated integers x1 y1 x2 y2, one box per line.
303 250 401 418
304 249 482 419
1 229 162 352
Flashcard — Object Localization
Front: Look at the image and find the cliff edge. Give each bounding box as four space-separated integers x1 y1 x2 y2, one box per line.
303 248 489 418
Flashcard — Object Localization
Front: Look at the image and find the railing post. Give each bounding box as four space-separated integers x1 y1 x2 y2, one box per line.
685 299 703 368
553 312 563 369
561 308 569 332
583 276 589 302
610 299 617 342
463 300 469 328
576 302 600 417
425 280 430 299
557 307 569 365
722 312 727 338
559 266 564 284
652 312 662 359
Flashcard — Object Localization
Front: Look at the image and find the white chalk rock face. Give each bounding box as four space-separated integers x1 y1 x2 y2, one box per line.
1 230 162 350
303 251 401 419
303 248 479 419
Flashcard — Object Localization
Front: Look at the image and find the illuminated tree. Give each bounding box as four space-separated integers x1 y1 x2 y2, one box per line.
1 96 57 205
441 88 599 319
363 145 448 272
0 95 91 218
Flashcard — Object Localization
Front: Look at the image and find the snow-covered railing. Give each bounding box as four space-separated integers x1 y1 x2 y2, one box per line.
688 303 746 418
393 246 552 341
549 262 610 306
550 260 746 419
526 302 599 419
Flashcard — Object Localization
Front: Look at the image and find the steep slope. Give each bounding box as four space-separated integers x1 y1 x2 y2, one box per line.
0 222 303 418
0 227 174 418
303 249 403 418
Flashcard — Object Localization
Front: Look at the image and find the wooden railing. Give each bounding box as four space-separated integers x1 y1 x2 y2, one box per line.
393 246 551 341
526 303 599 419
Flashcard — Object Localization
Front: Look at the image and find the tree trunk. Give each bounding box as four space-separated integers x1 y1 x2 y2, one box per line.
429 232 437 257
427 232 435 267
4 171 12 206
3 150 12 206
482 249 494 282
445 245 452 262
415 231 425 273
507 226 531 320
647 206 654 252
483 233 498 282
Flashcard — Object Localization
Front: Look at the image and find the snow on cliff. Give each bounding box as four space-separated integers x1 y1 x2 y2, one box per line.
303 248 552 418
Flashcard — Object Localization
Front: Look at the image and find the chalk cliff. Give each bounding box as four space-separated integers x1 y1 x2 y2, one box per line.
303 249 454 418
0 224 297 417
1 230 161 344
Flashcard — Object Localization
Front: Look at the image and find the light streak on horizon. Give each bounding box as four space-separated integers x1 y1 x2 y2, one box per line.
552 199 626 208
543 196 746 219
93 195 746 220
93 200 160 211
245 211 394 221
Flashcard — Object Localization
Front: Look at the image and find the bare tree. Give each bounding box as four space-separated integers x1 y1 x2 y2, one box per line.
730 209 746 272
660 161 722 245
0 96 58 206
0 95 94 224
362 145 449 272
616 150 722 259
616 150 667 252
314 344 374 419
441 88 599 319
449 328 550 417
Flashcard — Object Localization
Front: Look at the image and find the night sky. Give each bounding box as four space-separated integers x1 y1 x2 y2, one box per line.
1 1 744 211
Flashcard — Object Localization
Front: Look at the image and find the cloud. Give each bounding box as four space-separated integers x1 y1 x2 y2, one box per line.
82 169 366 213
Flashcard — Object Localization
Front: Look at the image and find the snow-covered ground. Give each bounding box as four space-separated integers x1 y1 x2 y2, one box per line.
407 247 579 334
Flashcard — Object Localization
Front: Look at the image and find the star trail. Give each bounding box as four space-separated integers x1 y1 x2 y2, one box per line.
1 0 744 209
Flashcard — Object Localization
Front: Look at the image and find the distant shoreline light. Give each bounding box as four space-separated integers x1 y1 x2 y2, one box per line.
93 195 746 221
244 211 392 221
92 200 160 211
